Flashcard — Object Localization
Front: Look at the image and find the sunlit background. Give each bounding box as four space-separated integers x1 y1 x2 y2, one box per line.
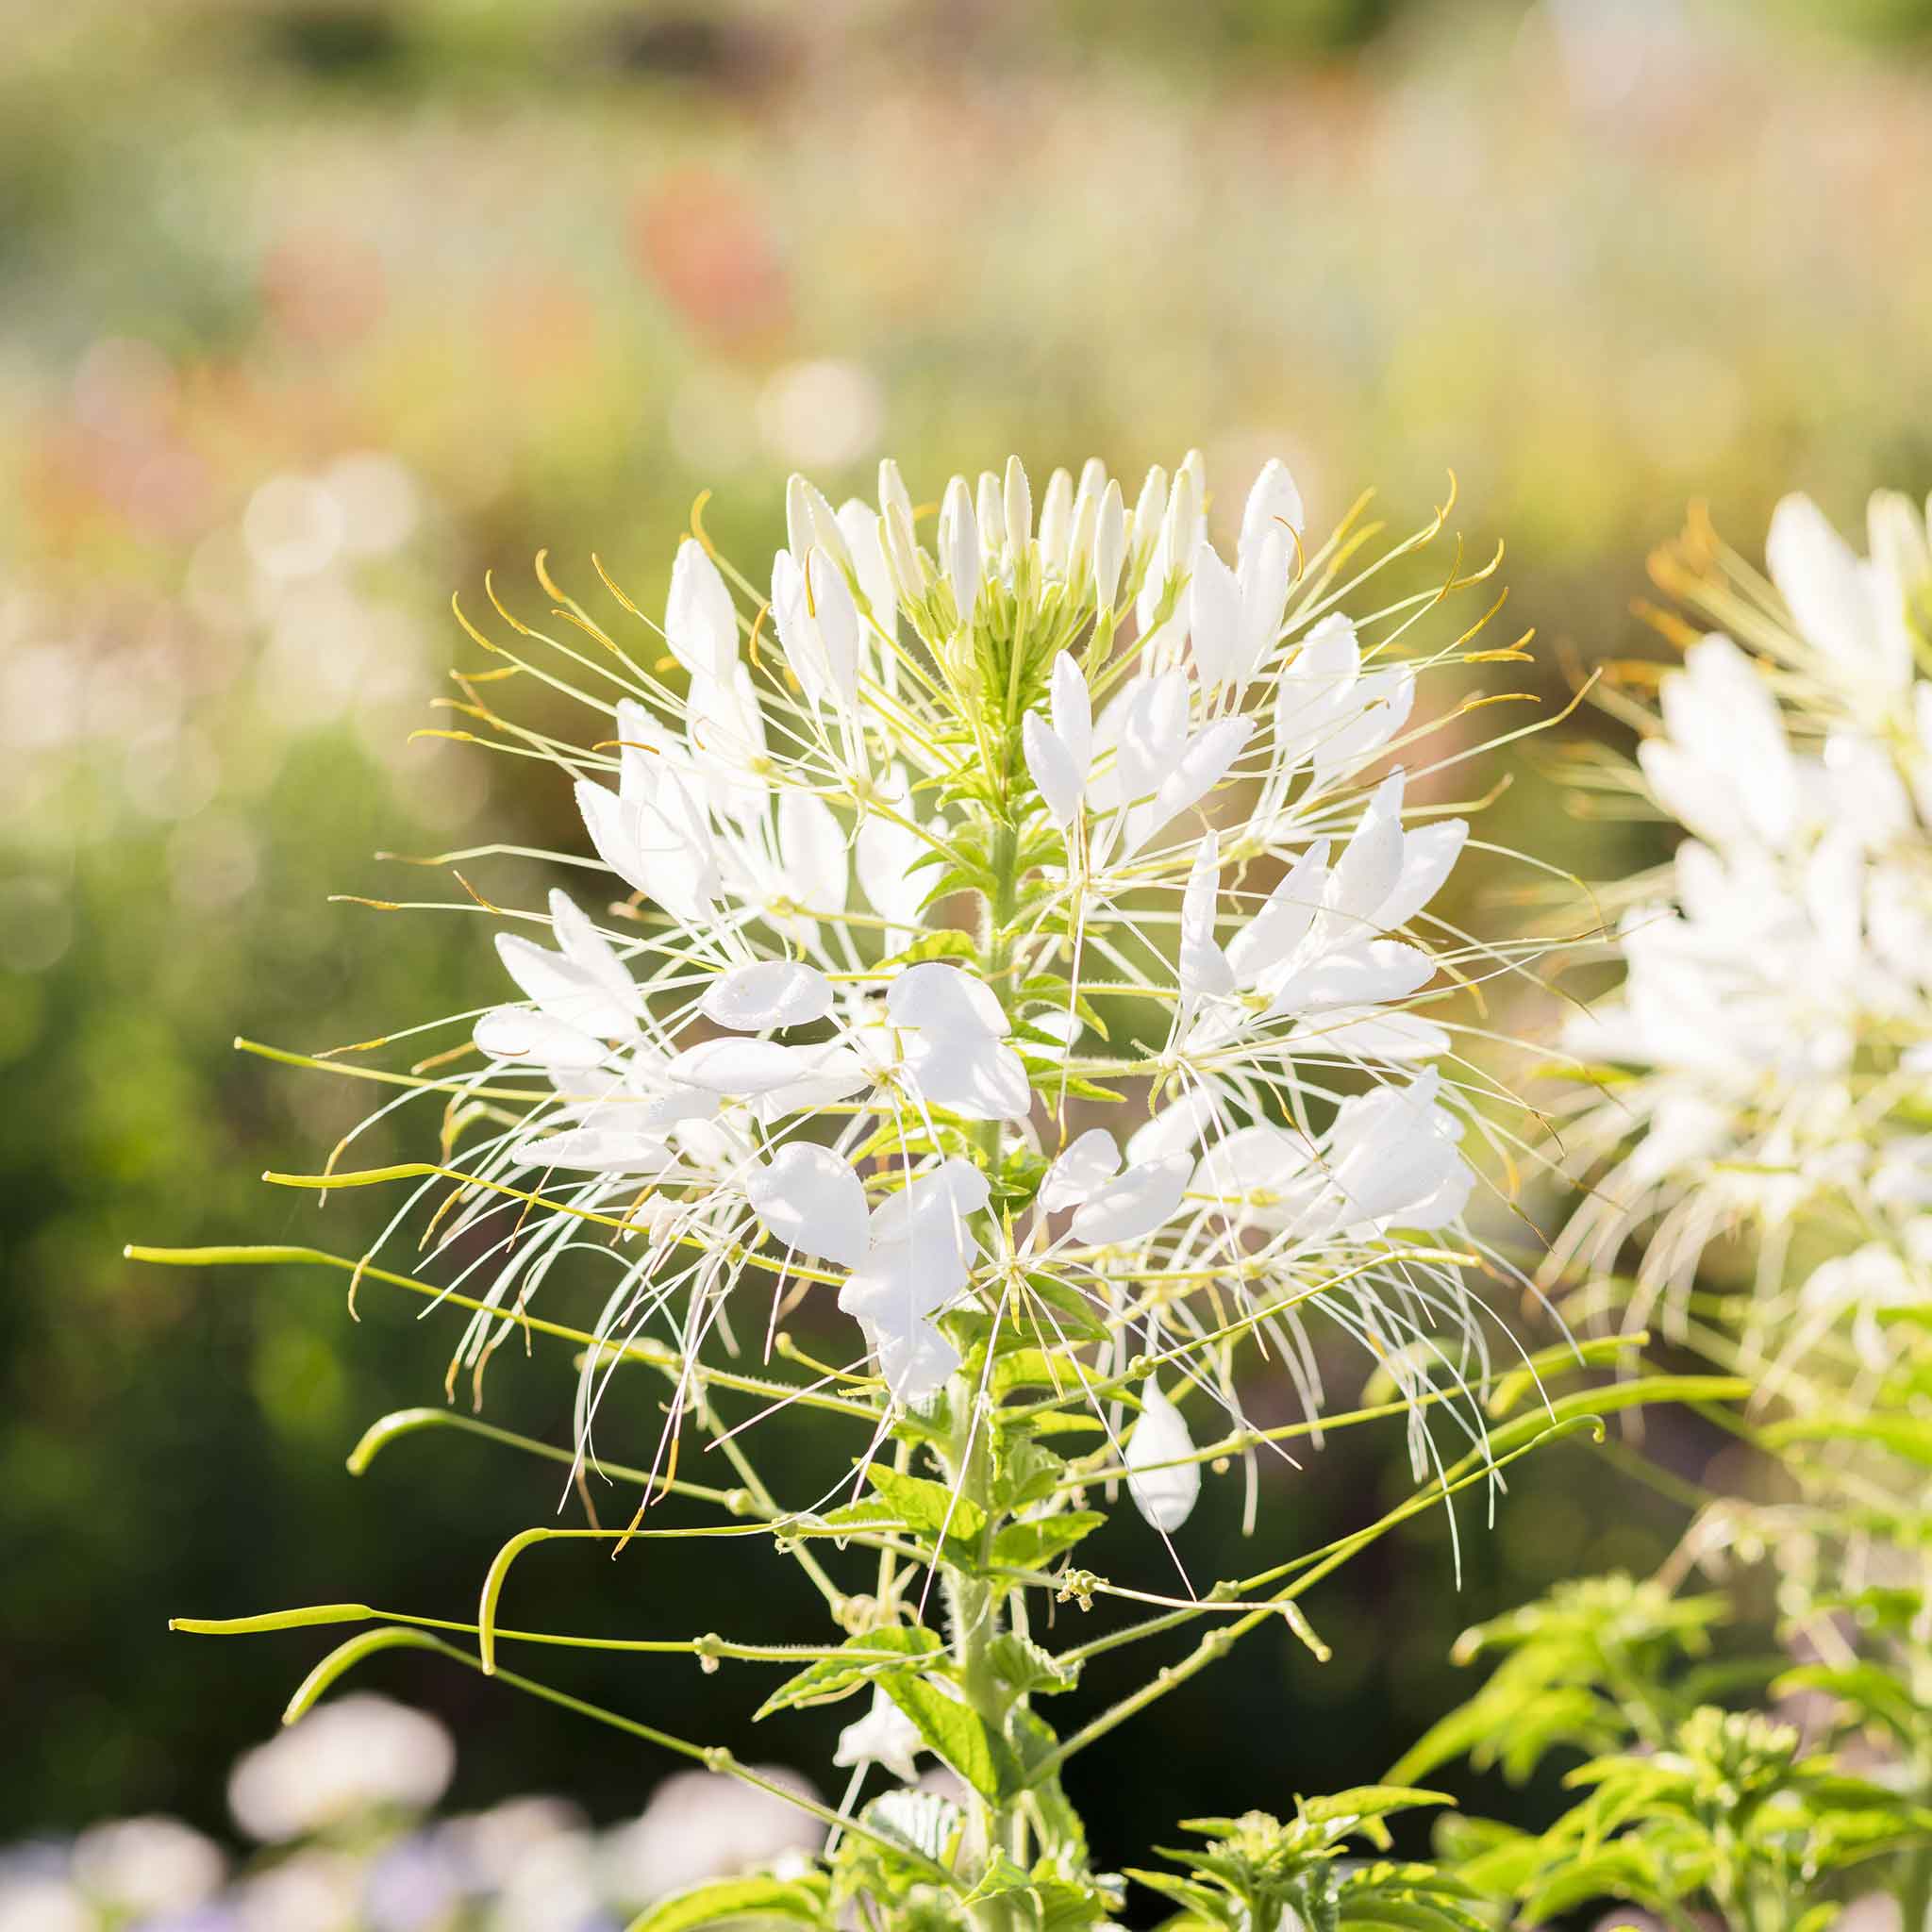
6 0 1932 1920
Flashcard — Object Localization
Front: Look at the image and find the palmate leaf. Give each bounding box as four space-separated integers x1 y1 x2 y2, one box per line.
625 1873 832 1932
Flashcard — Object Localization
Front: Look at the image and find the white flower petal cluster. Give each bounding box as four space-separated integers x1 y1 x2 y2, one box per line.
1557 490 1932 1334
399 451 1524 1482
226 1693 456 1842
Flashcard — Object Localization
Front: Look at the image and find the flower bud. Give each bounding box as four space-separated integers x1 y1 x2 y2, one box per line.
1038 466 1074 578
1094 478 1126 612
940 475 980 625
1003 453 1033 563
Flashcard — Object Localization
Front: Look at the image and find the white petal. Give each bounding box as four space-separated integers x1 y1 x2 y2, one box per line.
1271 940 1436 1016
857 774 930 934
1125 1088 1227 1163
1125 1382 1201 1532
1239 457 1305 567
509 1124 674 1174
1024 712 1084 828
701 960 835 1031
1191 1124 1313 1209
871 1314 961 1406
770 550 830 708
1324 773 1407 932
888 963 1008 1039
474 1007 606 1069
1374 820 1467 931
1236 526 1291 683
1311 666 1413 792
665 1037 810 1095
1068 1153 1191 1245
1128 715 1251 852
1049 652 1093 774
1179 836 1234 1000
908 1033 1033 1123
1767 493 1884 682
869 1157 991 1247
1289 1008 1449 1060
838 497 898 636
787 475 852 574
664 540 739 681
1224 840 1329 988
1115 673 1191 806
804 548 861 709
748 1044 872 1122
1187 538 1241 690
834 1689 924 1781
749 1144 871 1268
496 902 640 1043
778 788 849 915
1040 1128 1122 1212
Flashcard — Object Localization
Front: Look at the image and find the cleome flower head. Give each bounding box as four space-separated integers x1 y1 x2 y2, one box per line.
303 449 1551 1526
1551 489 1932 1360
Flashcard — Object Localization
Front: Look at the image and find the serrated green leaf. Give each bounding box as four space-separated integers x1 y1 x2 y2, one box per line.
988 1632 1081 1696
1302 1787 1455 1827
991 1511 1105 1570
991 1436 1070 1512
754 1625 943 1719
883 1675 1020 1801
861 1463 987 1543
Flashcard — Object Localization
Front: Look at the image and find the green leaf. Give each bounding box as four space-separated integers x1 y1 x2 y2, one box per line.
860 1463 987 1543
988 1632 1081 1696
883 1675 1020 1801
1020 1274 1111 1343
991 1511 1106 1571
755 1626 944 1719
1007 1707 1087 1859
876 929 978 970
991 1436 1070 1512
1302 1787 1456 1828
625 1874 830 1932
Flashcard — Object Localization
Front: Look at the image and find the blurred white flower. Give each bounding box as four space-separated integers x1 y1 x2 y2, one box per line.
1557 488 1932 1344
70 1815 226 1916
228 1695 456 1843
600 1767 819 1907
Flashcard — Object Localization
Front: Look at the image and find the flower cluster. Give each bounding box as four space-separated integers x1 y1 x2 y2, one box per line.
1554 490 1932 1357
142 451 1586 1929
391 448 1538 1496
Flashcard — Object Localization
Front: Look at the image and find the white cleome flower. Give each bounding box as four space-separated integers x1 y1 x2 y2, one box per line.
339 450 1542 1504
1553 489 1932 1355
227 1694 456 1842
833 1687 928 1785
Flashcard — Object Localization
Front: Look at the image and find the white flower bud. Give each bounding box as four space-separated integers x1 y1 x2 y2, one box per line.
1003 453 1033 563
940 475 980 625
1094 478 1126 611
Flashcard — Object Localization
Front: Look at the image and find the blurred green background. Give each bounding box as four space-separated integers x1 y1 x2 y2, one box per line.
6 0 1932 1885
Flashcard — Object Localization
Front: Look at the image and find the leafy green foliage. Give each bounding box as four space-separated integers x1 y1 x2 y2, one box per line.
1389 1572 1732 1786
1130 1789 1484 1932
1451 1707 1932 1930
